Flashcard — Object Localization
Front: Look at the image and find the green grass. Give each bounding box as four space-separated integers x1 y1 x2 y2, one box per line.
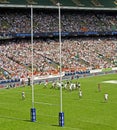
0 74 117 130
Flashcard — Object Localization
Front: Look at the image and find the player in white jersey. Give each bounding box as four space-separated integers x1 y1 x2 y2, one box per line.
79 90 82 98
104 93 108 102
22 91 25 100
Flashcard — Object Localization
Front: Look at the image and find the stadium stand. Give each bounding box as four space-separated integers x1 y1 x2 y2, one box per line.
0 9 117 34
0 0 117 84
0 36 117 80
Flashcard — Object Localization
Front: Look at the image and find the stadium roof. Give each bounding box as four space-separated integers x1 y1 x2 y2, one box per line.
0 0 117 10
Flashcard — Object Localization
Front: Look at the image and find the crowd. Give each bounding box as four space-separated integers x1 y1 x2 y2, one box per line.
0 9 117 80
0 9 117 34
0 37 117 80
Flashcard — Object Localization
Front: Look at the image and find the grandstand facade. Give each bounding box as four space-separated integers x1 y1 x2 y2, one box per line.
0 0 117 9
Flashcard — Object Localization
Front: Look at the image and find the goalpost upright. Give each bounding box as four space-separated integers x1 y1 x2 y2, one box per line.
57 2 64 127
30 4 36 122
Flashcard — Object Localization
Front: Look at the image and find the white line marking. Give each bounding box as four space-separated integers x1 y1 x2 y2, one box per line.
35 101 59 106
102 80 117 84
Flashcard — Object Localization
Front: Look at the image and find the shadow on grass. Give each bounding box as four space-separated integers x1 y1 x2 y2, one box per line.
0 115 59 127
0 115 30 122
51 124 59 127
35 121 59 127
